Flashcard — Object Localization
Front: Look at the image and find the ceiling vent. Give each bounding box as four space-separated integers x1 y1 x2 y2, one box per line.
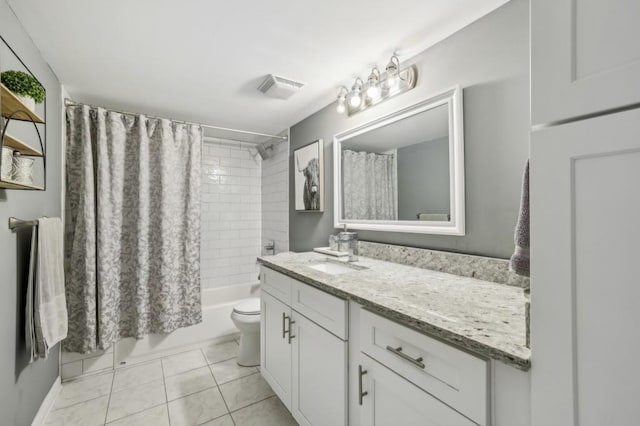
257 74 305 100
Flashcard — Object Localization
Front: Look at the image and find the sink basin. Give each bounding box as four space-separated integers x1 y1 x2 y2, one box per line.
307 261 362 275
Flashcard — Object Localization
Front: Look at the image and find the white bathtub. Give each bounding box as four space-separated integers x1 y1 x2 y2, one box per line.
113 281 260 366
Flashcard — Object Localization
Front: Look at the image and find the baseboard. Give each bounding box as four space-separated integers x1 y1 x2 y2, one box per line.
31 376 61 426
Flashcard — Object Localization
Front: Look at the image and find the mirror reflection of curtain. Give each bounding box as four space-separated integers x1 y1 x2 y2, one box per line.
343 149 397 220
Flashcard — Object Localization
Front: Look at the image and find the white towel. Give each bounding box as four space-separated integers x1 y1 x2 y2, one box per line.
27 218 67 360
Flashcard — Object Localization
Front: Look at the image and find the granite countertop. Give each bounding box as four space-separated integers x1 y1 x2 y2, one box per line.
258 251 531 371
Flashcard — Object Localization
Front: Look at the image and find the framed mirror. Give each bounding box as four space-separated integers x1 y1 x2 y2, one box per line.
333 86 465 235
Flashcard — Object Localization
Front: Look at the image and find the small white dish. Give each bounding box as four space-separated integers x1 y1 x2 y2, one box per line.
313 247 349 257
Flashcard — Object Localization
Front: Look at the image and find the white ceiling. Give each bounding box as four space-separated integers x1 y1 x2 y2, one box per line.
7 0 509 140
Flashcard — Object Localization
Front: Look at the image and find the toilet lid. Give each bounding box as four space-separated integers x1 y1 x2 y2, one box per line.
233 297 261 315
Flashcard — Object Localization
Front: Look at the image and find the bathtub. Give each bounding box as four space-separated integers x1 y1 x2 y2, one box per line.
113 281 260 366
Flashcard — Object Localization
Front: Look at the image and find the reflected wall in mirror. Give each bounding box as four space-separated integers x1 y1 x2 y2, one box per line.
334 86 464 235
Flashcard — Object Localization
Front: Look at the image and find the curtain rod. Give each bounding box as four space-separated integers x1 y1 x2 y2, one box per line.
64 98 288 141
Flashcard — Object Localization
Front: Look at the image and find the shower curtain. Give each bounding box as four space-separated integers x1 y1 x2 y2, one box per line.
342 149 397 220
64 105 202 353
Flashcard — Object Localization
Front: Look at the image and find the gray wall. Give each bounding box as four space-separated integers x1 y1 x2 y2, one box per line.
397 138 450 220
0 1 63 424
289 0 529 259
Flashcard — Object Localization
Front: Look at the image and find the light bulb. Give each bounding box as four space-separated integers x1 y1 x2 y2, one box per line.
348 78 364 108
366 83 380 100
335 86 349 115
349 93 361 107
386 74 397 89
385 55 400 90
366 68 381 100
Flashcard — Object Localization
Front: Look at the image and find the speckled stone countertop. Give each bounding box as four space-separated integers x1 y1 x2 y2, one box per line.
258 252 531 371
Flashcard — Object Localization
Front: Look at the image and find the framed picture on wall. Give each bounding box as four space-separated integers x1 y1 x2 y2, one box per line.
294 139 324 212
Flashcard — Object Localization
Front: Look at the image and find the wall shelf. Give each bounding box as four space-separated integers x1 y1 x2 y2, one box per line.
3 132 43 156
0 35 47 191
1 83 45 123
0 178 44 190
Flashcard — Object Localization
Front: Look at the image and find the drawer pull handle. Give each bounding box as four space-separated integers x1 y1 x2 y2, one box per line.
358 365 368 405
386 345 425 369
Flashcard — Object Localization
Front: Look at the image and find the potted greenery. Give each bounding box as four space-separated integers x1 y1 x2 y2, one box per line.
1 70 45 112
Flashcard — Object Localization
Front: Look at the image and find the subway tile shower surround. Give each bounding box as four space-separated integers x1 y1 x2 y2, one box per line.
261 139 290 254
201 140 262 288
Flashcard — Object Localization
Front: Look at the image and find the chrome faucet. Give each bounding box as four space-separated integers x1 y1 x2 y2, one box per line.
339 225 358 262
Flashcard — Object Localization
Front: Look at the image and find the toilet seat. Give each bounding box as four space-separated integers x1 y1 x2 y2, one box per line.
232 297 261 315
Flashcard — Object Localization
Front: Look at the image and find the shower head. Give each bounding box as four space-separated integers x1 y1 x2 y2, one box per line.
255 143 274 160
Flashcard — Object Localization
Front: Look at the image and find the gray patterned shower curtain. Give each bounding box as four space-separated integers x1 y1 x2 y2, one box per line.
342 149 397 220
64 105 202 353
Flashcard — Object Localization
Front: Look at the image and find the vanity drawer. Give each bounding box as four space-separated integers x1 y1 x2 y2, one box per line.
359 309 488 425
261 267 293 304
292 280 348 340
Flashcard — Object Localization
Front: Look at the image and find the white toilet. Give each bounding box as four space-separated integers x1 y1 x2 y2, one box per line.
230 297 261 367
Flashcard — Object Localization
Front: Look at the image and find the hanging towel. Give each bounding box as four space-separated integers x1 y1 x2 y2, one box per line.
26 218 67 360
509 160 530 277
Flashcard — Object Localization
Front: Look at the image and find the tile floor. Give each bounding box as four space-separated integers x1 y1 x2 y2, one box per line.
45 340 298 426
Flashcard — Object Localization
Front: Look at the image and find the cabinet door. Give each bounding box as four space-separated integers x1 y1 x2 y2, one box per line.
291 312 347 426
358 355 475 426
531 0 640 125
260 290 292 410
531 108 640 425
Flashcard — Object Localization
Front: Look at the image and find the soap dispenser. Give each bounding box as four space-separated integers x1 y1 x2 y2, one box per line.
339 224 358 262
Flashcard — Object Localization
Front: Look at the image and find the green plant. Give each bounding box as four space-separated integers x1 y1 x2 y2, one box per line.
1 70 45 103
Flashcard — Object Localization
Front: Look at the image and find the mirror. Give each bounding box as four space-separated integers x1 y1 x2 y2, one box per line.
333 86 465 235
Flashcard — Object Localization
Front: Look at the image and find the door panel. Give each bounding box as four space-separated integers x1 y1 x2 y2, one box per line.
359 355 475 426
260 290 292 410
291 312 347 426
531 0 640 124
531 108 640 425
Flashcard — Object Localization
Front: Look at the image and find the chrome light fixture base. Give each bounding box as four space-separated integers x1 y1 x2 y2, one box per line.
345 64 418 117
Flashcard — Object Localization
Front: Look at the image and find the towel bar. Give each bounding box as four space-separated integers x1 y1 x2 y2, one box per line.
8 217 38 230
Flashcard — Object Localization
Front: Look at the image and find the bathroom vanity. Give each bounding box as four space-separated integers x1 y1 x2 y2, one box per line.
258 250 530 426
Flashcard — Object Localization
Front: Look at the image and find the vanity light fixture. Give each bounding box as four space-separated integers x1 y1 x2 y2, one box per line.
349 78 364 108
336 86 348 114
365 68 381 100
335 55 418 116
384 56 400 89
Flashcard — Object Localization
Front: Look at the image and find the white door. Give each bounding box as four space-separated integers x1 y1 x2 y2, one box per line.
530 108 640 425
260 290 292 410
531 0 640 125
358 354 475 426
291 312 347 426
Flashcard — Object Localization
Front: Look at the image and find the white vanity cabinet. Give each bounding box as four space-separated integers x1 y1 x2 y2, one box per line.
352 307 487 426
357 354 476 426
260 267 348 426
262 265 531 426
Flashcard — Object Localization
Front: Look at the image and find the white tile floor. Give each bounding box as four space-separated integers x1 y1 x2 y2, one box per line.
45 340 298 426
